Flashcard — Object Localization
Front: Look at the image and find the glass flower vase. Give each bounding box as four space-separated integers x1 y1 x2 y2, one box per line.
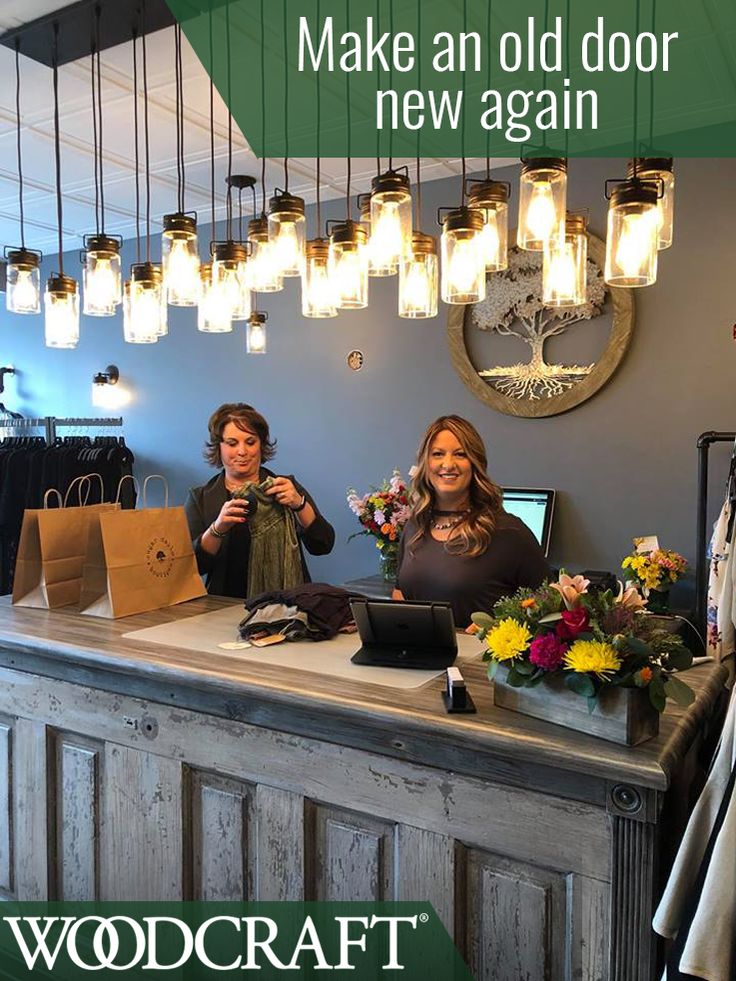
379 548 399 584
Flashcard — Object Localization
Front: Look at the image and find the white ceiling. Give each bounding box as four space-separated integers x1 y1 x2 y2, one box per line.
0 1 512 255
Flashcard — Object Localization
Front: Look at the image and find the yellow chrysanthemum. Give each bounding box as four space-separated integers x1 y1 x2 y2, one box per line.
563 640 622 680
485 618 532 662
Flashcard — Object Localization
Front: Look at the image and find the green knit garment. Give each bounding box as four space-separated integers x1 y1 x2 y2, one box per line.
241 479 304 597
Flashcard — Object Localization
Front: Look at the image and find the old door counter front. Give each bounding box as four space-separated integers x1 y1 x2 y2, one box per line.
0 596 726 980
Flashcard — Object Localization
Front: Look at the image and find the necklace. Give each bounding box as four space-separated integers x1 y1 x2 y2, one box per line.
431 514 467 531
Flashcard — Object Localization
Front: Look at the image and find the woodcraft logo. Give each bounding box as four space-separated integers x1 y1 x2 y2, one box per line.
145 538 175 579
0 906 468 978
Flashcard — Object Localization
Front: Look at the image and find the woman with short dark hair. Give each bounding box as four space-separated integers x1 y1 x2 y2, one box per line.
185 403 334 599
393 415 549 627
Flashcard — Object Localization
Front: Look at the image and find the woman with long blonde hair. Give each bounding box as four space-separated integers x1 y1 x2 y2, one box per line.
393 415 549 626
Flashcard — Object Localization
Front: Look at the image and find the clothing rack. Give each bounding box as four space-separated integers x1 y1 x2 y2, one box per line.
0 416 123 444
696 430 736 633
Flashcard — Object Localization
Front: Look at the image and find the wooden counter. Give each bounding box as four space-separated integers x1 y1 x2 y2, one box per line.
0 596 727 980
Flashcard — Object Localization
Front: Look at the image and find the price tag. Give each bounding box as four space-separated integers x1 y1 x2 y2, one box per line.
635 535 660 554
218 641 252 650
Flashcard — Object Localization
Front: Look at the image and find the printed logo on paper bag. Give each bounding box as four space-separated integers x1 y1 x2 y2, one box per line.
145 538 175 579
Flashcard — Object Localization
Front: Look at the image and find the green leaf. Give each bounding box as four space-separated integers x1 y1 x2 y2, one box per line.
539 612 563 624
471 612 495 630
664 675 696 707
666 647 694 672
648 678 667 713
565 672 595 697
506 667 526 688
486 659 499 682
624 636 653 658
514 660 535 676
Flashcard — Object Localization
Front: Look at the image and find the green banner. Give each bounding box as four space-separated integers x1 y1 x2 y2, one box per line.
0 902 471 979
166 0 736 158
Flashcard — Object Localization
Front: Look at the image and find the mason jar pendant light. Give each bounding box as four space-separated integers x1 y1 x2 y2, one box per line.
212 242 249 319
543 213 588 307
45 24 79 349
6 39 42 315
162 25 200 306
627 158 674 250
604 176 659 287
128 24 167 338
466 179 510 272
246 310 268 354
517 158 568 252
198 262 232 333
328 159 369 310
399 159 437 319
439 160 486 306
268 188 306 277
82 16 122 317
302 157 336 318
357 192 383 278
368 167 412 276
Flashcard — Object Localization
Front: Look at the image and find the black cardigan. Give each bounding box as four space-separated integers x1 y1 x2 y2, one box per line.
184 468 335 597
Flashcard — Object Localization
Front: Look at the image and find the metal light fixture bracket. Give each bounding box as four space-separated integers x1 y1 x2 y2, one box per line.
93 364 119 387
4 246 42 269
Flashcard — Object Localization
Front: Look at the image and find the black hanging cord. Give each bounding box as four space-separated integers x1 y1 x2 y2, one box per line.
649 0 657 147
95 6 105 234
460 0 467 203
132 27 141 263
14 39 26 248
632 0 641 166
225 0 233 240
564 0 571 158
415 0 422 226
52 23 64 274
375 0 380 175
388 0 394 170
141 9 152 262
238 187 244 242
178 23 185 211
260 0 267 216
174 23 184 213
316 0 322 232
345 0 351 218
282 0 289 192
485 0 491 178
90 42 100 236
208 5 215 237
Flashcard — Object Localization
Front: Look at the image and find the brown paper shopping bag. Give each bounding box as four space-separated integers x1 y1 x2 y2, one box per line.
12 475 120 609
79 475 206 618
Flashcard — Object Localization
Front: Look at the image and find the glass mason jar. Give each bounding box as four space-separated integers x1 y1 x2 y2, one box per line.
328 220 369 310
399 232 438 319
129 262 166 341
197 262 233 334
604 179 659 287
83 235 122 316
246 217 283 293
517 158 567 252
268 191 306 278
212 242 250 320
466 180 509 272
162 213 200 306
440 207 486 305
44 275 80 349
369 170 412 276
6 248 41 314
302 238 337 318
543 213 588 307
628 158 674 250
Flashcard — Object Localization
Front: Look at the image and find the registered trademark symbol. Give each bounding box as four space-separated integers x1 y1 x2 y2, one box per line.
419 913 429 924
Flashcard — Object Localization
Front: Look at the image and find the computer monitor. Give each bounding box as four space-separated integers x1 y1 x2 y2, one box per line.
502 487 556 557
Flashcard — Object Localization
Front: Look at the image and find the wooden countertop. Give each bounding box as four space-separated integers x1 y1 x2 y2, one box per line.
0 595 727 795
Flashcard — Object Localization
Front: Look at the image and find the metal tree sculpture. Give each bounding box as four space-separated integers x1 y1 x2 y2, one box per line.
471 248 608 400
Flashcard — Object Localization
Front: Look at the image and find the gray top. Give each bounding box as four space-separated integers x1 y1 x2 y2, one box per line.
397 511 551 627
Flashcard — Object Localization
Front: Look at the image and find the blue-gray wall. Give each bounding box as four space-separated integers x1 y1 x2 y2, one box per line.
1 157 734 605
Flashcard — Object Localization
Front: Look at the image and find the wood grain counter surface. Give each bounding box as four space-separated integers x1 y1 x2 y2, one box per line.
0 595 726 798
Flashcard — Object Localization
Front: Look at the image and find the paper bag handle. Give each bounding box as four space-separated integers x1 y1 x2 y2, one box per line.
143 474 169 509
43 488 63 509
114 474 140 504
63 472 106 507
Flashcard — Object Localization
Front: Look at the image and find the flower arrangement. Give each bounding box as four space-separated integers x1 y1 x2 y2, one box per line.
472 573 694 712
622 540 688 592
347 470 411 576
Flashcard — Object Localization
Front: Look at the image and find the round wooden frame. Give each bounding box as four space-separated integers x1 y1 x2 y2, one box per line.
447 233 635 418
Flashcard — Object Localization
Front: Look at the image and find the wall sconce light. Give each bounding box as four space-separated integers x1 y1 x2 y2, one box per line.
246 311 267 354
91 364 120 408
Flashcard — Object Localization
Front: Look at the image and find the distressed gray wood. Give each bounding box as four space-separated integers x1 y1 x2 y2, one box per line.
464 849 568 981
254 785 303 900
188 770 251 901
13 717 47 899
55 737 100 900
307 804 394 902
396 825 455 934
0 719 12 893
609 817 657 981
101 743 182 900
568 872 610 981
0 668 611 882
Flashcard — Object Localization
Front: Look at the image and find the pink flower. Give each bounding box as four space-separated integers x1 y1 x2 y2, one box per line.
616 585 647 609
529 634 568 671
549 573 590 610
